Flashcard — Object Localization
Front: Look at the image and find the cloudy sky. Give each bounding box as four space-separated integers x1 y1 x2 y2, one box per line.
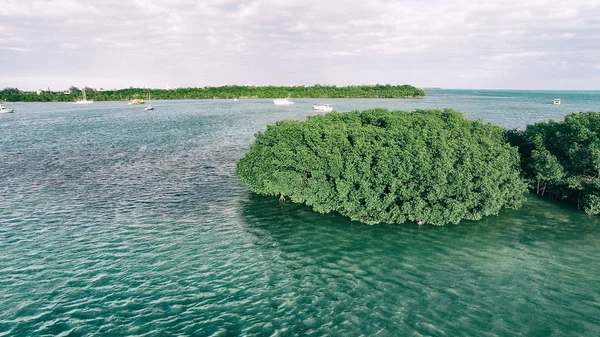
1 0 599 90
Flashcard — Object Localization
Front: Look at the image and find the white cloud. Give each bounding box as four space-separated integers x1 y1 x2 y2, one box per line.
331 51 355 56
0 0 100 18
0 46 30 52
0 0 599 90
491 51 553 62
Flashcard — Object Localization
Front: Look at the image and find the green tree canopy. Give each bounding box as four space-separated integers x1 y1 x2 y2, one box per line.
509 111 600 214
236 108 527 225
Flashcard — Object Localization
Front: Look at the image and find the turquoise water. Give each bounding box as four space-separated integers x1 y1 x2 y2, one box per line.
1 91 600 336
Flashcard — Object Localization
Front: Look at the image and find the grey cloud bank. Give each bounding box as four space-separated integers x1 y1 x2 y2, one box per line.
1 0 599 90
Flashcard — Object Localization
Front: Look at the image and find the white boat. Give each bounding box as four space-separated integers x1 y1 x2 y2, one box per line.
274 96 294 105
128 98 144 105
74 88 93 104
553 98 561 105
233 98 238 102
313 104 333 112
144 92 154 110
0 102 14 113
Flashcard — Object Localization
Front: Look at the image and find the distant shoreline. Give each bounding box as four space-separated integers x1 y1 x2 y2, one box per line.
0 85 425 102
1 97 426 103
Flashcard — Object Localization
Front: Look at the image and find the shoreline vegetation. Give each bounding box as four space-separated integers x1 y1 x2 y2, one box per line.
0 85 425 102
507 112 600 215
237 108 600 225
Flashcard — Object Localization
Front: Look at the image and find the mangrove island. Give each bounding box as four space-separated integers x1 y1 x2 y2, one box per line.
236 108 528 226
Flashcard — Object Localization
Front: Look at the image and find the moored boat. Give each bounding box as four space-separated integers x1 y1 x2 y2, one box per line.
274 96 294 105
128 98 144 105
74 88 93 104
144 92 154 110
0 102 14 113
313 104 333 112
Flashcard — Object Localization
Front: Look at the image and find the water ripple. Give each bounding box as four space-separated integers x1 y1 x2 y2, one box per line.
2 99 600 336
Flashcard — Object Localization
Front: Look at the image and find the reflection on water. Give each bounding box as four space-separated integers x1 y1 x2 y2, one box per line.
238 193 600 336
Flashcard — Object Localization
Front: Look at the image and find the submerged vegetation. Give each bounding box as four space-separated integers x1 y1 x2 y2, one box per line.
236 109 527 226
0 85 424 102
508 112 600 215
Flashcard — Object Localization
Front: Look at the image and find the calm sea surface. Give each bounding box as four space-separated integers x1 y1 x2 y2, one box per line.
1 90 600 336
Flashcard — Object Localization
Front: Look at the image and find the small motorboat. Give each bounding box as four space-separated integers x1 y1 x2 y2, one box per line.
553 98 561 105
313 104 333 112
274 96 294 105
128 98 144 105
0 102 14 113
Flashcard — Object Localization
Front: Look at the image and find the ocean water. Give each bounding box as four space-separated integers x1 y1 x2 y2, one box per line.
1 91 600 336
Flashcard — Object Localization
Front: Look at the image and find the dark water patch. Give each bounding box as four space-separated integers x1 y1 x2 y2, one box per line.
237 193 600 335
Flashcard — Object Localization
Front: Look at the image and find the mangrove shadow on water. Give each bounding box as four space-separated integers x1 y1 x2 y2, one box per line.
237 192 436 261
238 192 600 255
462 193 600 244
236 192 600 289
234 192 600 336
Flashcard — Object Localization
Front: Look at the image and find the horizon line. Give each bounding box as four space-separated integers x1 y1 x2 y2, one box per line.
3 85 600 92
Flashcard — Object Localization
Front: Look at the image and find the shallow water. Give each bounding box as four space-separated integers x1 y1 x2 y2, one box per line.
1 92 600 336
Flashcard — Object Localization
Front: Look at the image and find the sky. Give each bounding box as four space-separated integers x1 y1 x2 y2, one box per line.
1 0 600 90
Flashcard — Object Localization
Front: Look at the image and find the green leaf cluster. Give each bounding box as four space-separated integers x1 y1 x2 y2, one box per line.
509 111 600 214
236 109 527 225
0 84 424 102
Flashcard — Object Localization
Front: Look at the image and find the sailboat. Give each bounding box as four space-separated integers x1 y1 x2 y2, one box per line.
74 88 93 104
144 92 154 110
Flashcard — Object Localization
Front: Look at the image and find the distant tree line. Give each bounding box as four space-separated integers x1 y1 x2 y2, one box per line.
0 85 425 102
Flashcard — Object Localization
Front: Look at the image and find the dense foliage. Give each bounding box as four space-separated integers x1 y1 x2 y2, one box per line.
236 109 527 225
508 112 600 215
0 85 424 102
